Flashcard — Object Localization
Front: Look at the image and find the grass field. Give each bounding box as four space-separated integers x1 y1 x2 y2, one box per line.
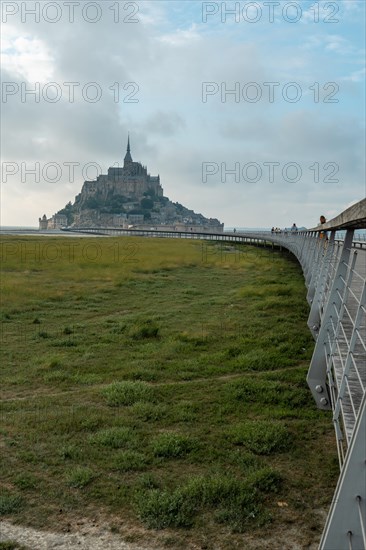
0 236 338 549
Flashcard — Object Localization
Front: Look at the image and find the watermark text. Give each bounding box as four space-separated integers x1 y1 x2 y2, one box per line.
1 81 140 104
1 1 139 24
202 81 339 103
202 2 339 24
202 161 340 184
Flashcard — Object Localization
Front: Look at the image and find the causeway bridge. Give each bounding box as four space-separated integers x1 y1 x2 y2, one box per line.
64 198 366 550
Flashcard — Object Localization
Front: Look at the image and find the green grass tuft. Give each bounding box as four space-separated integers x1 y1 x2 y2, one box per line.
101 381 154 407
66 466 95 488
228 421 290 455
152 433 197 459
135 489 195 529
135 470 281 532
114 450 148 472
129 318 160 340
60 444 81 460
130 402 166 421
89 427 135 448
13 474 37 490
248 467 283 493
0 542 29 550
0 494 22 515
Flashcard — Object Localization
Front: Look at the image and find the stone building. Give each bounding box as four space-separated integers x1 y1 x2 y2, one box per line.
74 136 163 211
39 214 48 230
39 213 67 230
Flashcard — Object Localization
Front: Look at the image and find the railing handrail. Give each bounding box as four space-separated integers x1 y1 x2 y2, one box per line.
308 198 366 231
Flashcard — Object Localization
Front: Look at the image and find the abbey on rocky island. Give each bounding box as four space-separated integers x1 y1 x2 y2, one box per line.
77 135 163 205
39 137 223 232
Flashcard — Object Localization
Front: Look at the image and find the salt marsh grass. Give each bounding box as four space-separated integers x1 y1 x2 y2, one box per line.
0 236 337 548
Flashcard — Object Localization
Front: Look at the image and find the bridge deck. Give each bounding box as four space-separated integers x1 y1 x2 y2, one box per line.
331 249 366 443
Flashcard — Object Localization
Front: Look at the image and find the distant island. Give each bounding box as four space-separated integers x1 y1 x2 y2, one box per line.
39 137 224 233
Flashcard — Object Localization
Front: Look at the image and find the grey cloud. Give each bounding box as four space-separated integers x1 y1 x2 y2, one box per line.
142 111 185 136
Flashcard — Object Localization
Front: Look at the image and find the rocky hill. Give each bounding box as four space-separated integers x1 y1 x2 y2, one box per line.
40 138 223 232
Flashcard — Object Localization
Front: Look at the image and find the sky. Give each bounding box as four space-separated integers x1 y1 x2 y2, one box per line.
1 0 365 228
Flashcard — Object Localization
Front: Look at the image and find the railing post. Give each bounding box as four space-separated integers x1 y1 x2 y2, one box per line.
307 231 337 336
306 231 334 305
303 232 320 285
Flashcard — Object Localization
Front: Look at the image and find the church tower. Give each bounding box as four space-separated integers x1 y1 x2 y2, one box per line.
124 135 133 167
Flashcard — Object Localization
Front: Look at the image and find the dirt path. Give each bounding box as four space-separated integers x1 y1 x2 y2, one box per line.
0 519 321 550
0 371 252 403
0 520 158 550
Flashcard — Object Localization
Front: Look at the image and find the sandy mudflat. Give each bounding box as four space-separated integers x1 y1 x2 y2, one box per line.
0 520 158 550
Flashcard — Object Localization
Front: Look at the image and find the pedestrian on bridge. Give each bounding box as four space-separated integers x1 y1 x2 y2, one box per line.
319 215 328 241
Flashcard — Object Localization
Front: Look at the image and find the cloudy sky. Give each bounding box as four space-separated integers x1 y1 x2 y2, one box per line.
1 0 365 228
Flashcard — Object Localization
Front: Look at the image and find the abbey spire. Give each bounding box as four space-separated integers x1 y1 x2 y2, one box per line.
124 134 133 166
